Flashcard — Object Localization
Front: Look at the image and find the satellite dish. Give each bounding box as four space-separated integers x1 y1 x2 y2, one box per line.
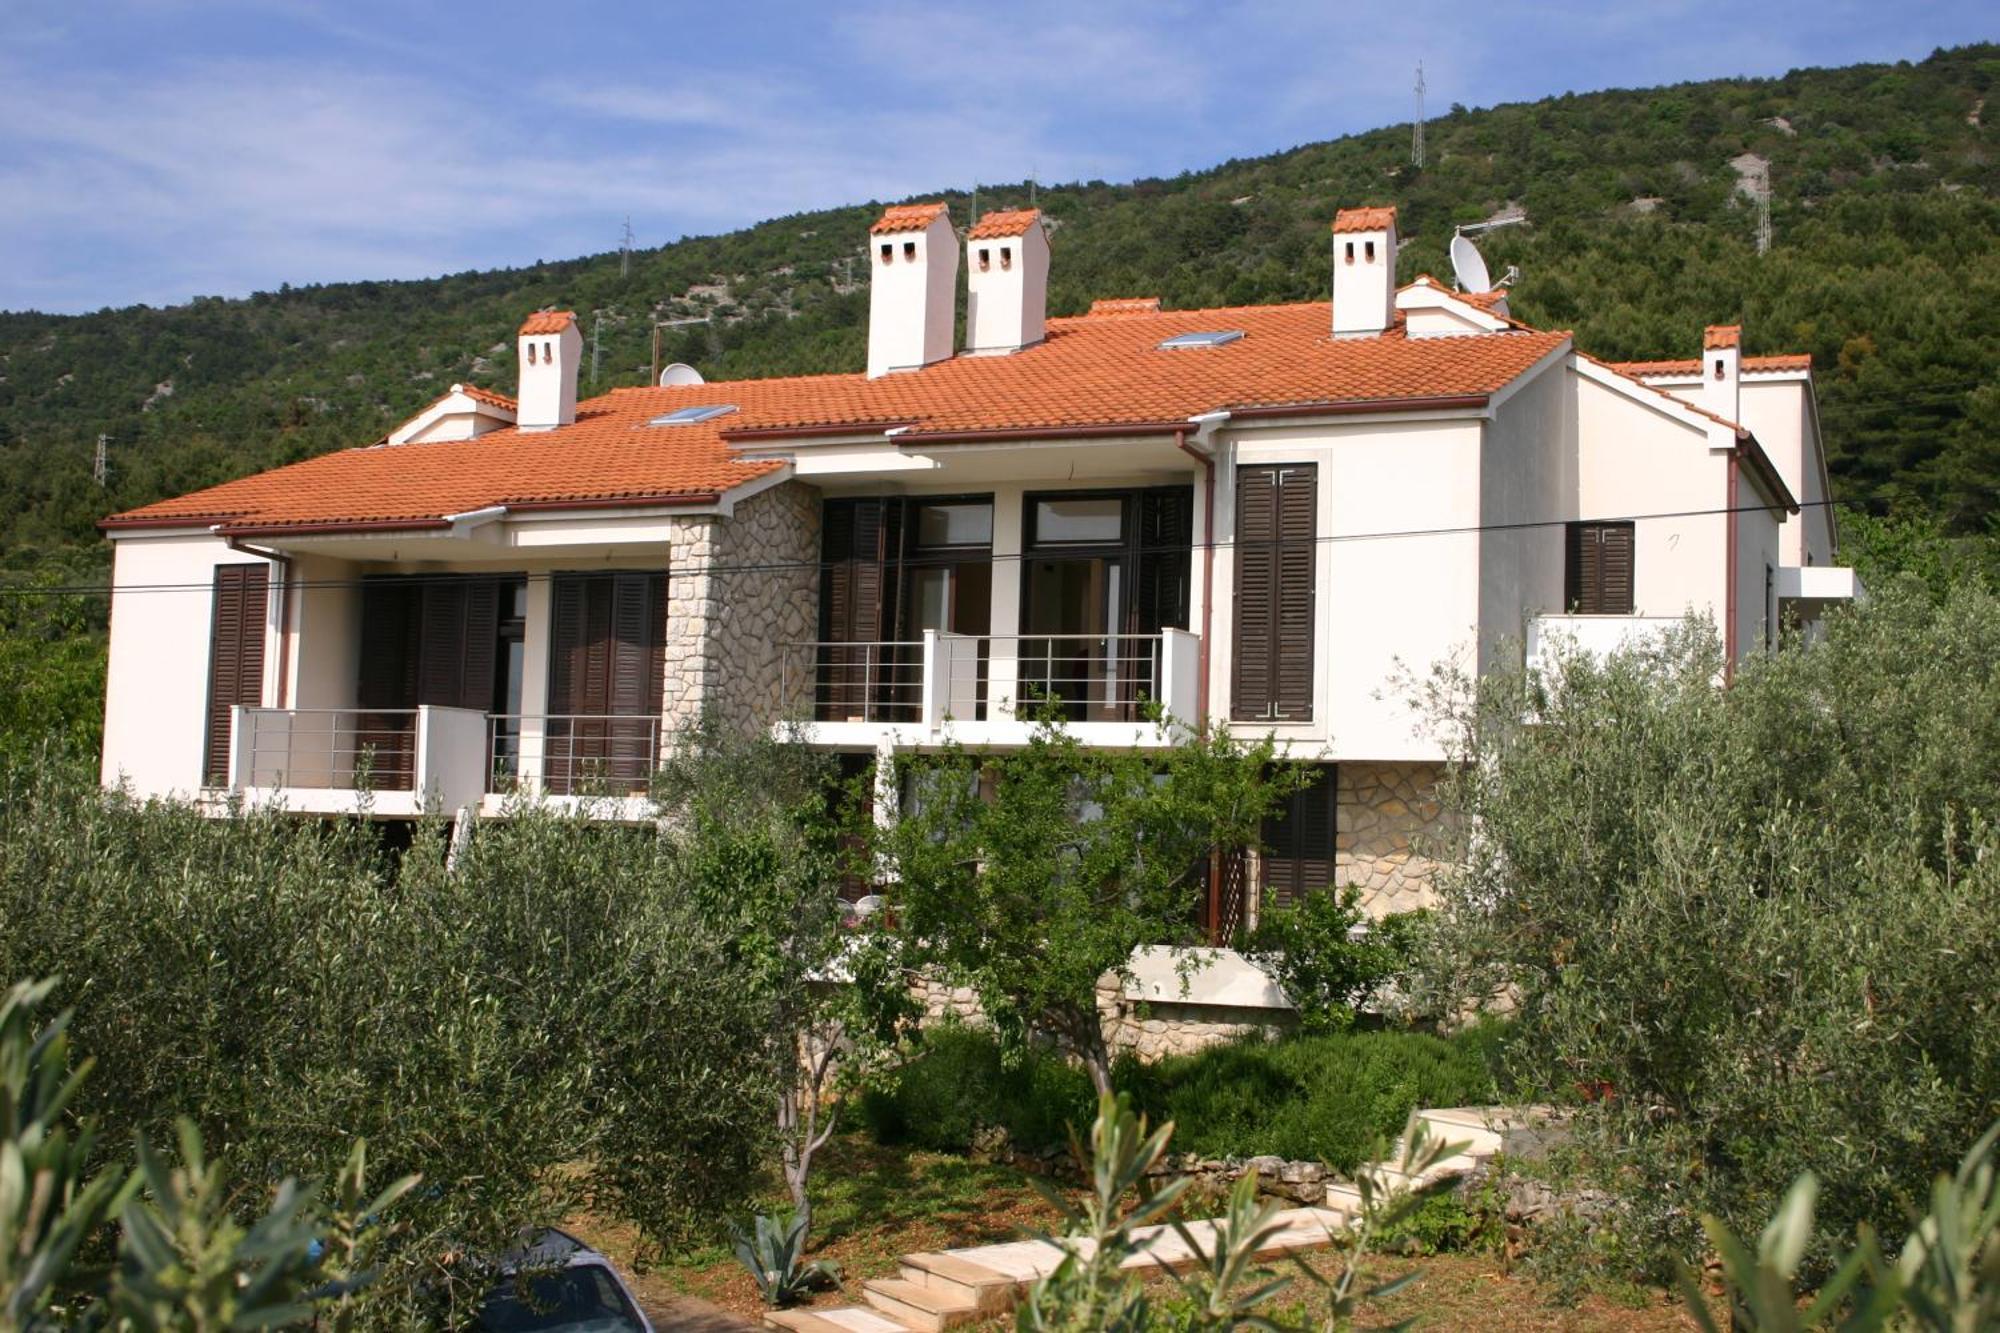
658 362 704 387
1449 231 1493 294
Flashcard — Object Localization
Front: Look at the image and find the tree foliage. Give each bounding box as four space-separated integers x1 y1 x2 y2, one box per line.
0 757 783 1319
1421 583 2000 1278
876 716 1300 1094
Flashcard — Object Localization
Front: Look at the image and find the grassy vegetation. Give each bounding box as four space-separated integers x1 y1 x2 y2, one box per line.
857 1023 1505 1174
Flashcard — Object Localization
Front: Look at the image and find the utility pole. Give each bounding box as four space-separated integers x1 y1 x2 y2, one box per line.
590 316 602 386
620 216 634 277
93 433 109 487
1412 62 1427 168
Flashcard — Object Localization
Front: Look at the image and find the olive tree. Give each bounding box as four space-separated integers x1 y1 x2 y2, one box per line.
1420 581 2000 1278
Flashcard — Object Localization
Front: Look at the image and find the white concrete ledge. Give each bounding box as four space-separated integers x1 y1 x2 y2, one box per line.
1120 946 1292 1010
1778 564 1861 602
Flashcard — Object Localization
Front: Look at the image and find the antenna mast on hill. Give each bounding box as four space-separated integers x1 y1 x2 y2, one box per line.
93 433 109 487
619 216 635 277
1412 62 1427 168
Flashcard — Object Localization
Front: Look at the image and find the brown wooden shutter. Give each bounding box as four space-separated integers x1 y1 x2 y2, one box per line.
203 564 269 785
1232 464 1315 721
547 572 666 793
1565 522 1634 615
820 499 902 718
1134 486 1193 634
358 580 419 711
1260 764 1336 912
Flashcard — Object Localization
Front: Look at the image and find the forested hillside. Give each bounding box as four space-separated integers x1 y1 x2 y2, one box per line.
2 43 1995 586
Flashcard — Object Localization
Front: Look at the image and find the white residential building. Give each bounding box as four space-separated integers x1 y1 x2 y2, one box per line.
99 203 1854 930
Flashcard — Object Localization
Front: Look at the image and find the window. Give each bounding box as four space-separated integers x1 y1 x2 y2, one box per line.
1232 464 1316 722
977 247 990 271
879 243 893 264
1159 330 1245 349
647 404 736 426
1344 242 1355 265
204 564 269 785
903 241 916 261
1261 765 1335 912
915 501 993 548
1564 521 1635 615
1031 496 1124 546
1000 245 1013 270
1365 240 1376 262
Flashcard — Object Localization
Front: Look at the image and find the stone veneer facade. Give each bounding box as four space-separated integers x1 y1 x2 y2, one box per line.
660 481 821 738
1334 761 1448 916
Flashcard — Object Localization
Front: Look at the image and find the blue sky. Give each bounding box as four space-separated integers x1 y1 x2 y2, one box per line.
1 0 1991 314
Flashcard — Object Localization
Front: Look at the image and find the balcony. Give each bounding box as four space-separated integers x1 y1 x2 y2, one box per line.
781 628 1201 750
226 706 659 818
1524 614 1684 676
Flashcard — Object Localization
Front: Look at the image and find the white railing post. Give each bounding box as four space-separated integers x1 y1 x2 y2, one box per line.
1160 628 1201 730
919 630 945 732
227 705 255 791
416 706 488 813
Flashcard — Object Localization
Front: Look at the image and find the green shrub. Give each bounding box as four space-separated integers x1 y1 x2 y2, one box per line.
1425 584 2000 1280
1243 889 1431 1031
0 752 783 1314
858 1026 1096 1155
862 1025 1497 1174
1128 1029 1498 1172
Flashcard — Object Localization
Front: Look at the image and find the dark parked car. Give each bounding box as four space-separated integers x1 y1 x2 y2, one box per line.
475 1229 655 1333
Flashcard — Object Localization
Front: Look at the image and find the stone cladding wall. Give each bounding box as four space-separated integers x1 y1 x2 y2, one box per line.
1335 762 1449 916
661 481 821 739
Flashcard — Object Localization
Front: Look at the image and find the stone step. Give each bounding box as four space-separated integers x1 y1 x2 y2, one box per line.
938 1237 1083 1284
1415 1108 1508 1156
1120 1206 1354 1275
897 1252 1019 1316
765 1309 910 1333
861 1278 981 1332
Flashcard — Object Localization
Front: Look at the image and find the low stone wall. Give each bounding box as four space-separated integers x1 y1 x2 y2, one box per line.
912 966 1292 1062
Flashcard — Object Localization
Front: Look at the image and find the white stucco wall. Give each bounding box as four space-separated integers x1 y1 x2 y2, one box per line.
1734 465 1784 658
1736 380 1832 566
101 531 276 798
1479 362 1569 673
286 555 361 711
1216 417 1483 762
1573 369 1731 627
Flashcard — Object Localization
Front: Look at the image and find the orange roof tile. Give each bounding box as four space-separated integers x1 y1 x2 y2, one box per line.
518 310 575 335
1703 324 1743 350
1611 353 1812 376
967 209 1041 240
870 203 949 234
106 300 1569 534
1086 297 1162 317
1332 206 1397 233
454 383 517 410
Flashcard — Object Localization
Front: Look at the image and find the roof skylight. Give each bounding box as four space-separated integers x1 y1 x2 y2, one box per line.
1158 330 1244 349
647 404 738 426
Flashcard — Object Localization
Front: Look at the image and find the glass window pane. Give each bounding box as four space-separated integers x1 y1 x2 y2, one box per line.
916 503 992 548
1034 498 1123 545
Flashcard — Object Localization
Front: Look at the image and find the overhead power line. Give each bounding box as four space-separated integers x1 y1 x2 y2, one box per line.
5 495 1853 601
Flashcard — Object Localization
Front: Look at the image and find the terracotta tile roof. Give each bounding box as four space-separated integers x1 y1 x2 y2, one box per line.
870 203 949 234
1086 297 1162 317
1332 206 1398 233
967 209 1041 240
518 310 575 335
1703 324 1743 350
454 383 516 410
1610 353 1813 376
105 301 1568 534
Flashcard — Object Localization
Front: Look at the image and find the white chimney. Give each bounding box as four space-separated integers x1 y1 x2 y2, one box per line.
1331 206 1398 338
1701 324 1742 424
965 209 1048 354
867 203 958 378
516 310 581 430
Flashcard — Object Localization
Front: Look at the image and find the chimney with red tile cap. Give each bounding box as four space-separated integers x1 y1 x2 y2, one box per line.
964 208 1048 354
1702 324 1742 425
867 203 958 378
1332 207 1398 338
517 309 581 430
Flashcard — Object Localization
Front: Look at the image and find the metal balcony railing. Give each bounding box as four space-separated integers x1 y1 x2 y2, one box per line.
487 714 662 797
234 708 418 792
782 641 927 724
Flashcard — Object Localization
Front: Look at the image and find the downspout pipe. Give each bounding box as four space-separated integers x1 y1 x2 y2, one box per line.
1180 410 1232 729
1724 454 1739 683
220 531 294 709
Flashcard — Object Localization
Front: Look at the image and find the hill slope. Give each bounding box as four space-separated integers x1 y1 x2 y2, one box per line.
1 44 1995 578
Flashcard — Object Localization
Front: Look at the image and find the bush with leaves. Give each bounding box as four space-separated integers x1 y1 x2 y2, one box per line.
1420 582 2000 1280
1243 889 1431 1031
877 714 1303 1095
0 754 785 1318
